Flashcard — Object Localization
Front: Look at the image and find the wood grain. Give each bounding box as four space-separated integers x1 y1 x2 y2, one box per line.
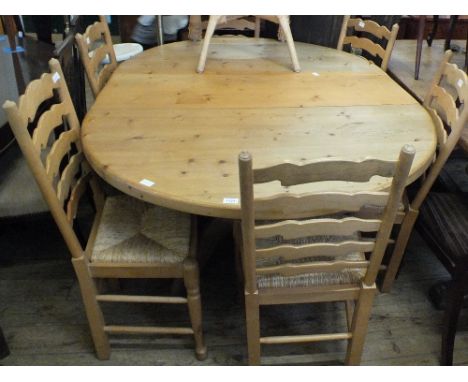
82 39 437 219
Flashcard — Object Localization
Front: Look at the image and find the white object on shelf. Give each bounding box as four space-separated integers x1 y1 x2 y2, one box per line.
113 43 144 62
89 43 143 64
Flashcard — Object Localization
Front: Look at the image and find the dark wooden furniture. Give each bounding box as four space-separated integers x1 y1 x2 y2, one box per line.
0 326 9 359
416 191 468 365
414 16 467 79
54 16 87 122
0 35 55 154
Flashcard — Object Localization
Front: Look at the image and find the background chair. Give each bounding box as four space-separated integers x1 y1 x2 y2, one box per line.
416 188 468 365
337 16 399 72
381 50 468 292
195 15 300 73
75 15 118 98
3 58 206 361
75 16 143 98
238 146 414 365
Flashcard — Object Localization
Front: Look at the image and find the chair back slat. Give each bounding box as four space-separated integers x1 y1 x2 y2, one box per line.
89 44 111 73
66 169 92 223
254 159 397 186
45 128 80 181
256 260 370 277
430 85 459 127
254 192 389 218
84 19 109 44
337 16 399 71
14 73 56 125
342 36 386 59
443 62 467 104
75 16 117 97
347 18 393 39
255 217 382 240
426 107 448 145
56 152 85 204
256 241 375 261
32 102 67 150
95 63 116 95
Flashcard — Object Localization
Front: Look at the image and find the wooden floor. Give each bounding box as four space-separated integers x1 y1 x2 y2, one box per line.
1 39 467 366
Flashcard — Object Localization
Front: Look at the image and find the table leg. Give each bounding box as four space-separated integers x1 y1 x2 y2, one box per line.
415 16 426 80
445 15 458 51
426 15 438 47
0 326 9 359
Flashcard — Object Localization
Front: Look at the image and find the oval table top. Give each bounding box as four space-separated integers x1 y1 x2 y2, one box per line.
82 38 437 219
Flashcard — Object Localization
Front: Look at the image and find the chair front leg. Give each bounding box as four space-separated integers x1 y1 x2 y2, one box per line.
276 16 301 72
183 257 207 360
72 257 110 360
197 16 221 73
245 290 261 365
345 283 376 365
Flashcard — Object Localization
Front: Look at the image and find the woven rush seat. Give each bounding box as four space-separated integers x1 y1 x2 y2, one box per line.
92 195 190 264
417 192 468 263
256 233 366 289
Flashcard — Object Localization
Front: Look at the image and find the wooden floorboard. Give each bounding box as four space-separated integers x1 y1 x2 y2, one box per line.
1 38 467 366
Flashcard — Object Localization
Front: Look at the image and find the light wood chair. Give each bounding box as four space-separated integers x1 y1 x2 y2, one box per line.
196 15 301 73
238 146 415 365
75 16 118 98
189 15 259 41
337 16 399 72
381 50 468 292
2 58 207 361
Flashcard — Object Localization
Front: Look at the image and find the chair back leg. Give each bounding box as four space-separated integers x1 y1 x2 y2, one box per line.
345 284 376 365
441 275 468 365
72 257 111 360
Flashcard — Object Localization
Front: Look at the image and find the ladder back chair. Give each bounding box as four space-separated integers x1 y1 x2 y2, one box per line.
196 15 301 73
75 16 118 98
381 50 468 292
238 146 415 365
2 58 206 361
189 15 260 41
337 16 399 72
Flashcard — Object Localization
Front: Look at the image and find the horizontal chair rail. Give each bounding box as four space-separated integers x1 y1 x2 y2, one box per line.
255 217 382 239
260 332 352 345
104 325 194 335
89 263 184 278
256 240 375 260
96 294 188 304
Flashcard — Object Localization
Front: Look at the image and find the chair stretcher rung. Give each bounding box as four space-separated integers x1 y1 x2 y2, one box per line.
260 332 352 345
104 325 194 335
96 294 187 304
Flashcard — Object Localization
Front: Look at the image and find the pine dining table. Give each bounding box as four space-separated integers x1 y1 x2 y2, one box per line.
82 37 437 219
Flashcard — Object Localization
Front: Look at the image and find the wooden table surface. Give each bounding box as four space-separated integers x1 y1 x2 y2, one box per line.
82 38 437 219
